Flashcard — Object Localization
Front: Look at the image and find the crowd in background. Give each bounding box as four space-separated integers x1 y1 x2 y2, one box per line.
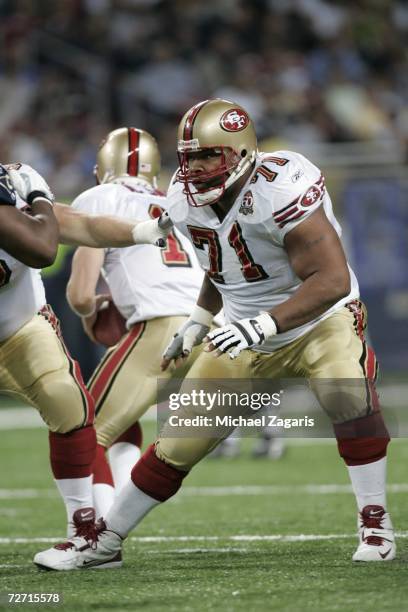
0 0 407 196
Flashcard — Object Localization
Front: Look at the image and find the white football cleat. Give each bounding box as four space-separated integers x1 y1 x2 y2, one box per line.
34 508 123 571
352 505 396 562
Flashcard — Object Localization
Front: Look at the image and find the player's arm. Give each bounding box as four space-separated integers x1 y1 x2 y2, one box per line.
197 272 223 315
269 206 350 332
205 207 350 359
0 201 59 268
66 246 105 316
161 273 222 371
55 203 172 248
66 246 109 342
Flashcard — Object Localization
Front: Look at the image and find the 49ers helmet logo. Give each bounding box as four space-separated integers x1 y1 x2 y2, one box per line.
220 108 250 132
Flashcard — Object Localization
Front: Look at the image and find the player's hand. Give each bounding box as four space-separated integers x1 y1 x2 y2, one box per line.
0 165 17 206
161 305 214 371
132 212 173 247
81 294 111 343
6 163 54 205
204 312 278 360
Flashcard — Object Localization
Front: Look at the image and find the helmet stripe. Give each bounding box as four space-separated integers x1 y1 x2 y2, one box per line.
128 128 140 176
183 100 210 141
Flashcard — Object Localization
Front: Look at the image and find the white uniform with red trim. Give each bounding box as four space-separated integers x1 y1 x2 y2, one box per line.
71 179 204 327
167 150 359 352
0 197 46 342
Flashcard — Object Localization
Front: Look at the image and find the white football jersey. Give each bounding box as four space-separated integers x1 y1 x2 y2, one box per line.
167 150 359 352
0 199 46 342
72 179 204 326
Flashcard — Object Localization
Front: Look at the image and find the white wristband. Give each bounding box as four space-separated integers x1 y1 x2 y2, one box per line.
257 312 278 339
191 305 214 326
131 219 163 245
31 195 54 207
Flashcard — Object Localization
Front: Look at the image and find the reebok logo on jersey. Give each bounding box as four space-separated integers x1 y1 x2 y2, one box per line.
291 169 303 183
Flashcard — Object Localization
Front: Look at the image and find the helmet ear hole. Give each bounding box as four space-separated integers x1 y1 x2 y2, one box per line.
241 149 247 158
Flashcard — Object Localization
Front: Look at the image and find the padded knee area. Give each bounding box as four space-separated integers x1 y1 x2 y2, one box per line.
334 411 390 466
131 444 188 502
49 425 96 479
35 371 93 433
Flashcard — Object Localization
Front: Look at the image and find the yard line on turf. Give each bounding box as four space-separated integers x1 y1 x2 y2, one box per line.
2 483 408 499
1 533 408 545
146 547 250 554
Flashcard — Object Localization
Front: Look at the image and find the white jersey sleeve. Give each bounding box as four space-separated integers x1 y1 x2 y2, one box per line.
71 184 125 217
252 151 326 242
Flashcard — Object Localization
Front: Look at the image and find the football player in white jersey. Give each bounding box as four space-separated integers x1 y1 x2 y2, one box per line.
65 127 205 518
35 99 394 570
0 161 171 545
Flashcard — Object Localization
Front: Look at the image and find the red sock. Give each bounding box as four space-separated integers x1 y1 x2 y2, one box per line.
334 412 390 466
131 444 188 502
113 422 143 448
93 443 114 486
49 425 96 479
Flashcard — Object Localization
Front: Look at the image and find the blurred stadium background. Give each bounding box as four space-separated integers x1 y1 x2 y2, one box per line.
1 0 406 381
1 2 408 606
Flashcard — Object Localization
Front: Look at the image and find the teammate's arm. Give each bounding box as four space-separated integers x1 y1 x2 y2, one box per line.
0 201 59 268
270 206 351 332
66 247 105 316
66 247 108 342
55 203 171 248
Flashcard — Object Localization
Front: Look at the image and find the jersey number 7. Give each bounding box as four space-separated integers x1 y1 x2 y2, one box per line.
188 223 268 284
149 204 191 267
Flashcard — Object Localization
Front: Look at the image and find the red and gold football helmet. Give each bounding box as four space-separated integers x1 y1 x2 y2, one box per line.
177 99 257 206
94 127 161 187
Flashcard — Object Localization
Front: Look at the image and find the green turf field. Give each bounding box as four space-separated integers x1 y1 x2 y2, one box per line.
1 421 408 611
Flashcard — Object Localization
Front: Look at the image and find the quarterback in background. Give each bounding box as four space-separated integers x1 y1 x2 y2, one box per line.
35 99 394 570
0 162 170 543
66 128 207 518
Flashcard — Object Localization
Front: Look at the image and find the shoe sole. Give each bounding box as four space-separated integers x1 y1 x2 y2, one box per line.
35 560 123 571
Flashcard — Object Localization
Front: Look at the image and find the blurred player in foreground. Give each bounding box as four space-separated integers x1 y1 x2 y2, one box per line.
66 127 205 517
0 162 170 539
35 99 394 570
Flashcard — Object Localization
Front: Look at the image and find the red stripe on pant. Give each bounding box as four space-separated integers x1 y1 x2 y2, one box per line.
89 323 144 406
365 346 380 411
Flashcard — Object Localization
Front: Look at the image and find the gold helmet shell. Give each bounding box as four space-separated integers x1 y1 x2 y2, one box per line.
95 127 161 187
177 99 257 206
